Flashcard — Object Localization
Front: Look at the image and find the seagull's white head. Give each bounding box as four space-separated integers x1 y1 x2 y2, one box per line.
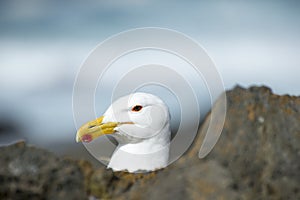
76 92 171 172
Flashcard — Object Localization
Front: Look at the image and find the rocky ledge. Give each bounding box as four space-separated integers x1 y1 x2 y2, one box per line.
0 86 299 200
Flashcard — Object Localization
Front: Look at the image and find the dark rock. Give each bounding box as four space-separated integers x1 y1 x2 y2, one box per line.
0 141 89 200
203 85 300 199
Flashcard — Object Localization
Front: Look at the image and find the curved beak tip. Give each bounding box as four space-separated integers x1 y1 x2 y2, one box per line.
76 136 80 143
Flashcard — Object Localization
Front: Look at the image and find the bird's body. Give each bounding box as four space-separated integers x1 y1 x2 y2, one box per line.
108 123 171 172
76 93 171 173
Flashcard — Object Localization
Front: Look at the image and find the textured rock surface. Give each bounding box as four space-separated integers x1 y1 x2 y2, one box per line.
205 86 300 199
1 86 299 200
0 141 89 200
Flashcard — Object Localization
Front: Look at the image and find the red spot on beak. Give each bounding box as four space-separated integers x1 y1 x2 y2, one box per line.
82 134 92 143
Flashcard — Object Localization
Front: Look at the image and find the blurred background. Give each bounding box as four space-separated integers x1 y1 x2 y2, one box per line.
0 0 299 163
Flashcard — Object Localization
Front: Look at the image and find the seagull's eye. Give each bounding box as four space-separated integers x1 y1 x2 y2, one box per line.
131 105 143 112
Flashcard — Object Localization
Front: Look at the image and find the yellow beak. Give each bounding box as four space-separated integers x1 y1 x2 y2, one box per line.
76 116 118 143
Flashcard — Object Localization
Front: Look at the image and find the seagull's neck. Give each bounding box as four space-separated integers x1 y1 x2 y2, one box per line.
108 125 171 173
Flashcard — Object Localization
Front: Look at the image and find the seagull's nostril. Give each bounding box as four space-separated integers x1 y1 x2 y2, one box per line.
88 125 96 129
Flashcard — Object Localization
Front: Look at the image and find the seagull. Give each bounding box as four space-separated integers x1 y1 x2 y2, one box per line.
76 93 171 173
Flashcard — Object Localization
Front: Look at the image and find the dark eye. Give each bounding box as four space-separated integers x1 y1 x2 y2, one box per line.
131 105 143 112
